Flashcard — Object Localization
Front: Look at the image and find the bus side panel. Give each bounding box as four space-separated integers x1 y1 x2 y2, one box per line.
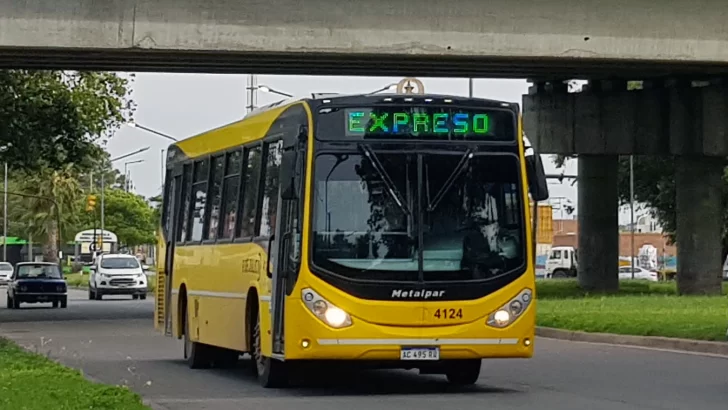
171 242 262 352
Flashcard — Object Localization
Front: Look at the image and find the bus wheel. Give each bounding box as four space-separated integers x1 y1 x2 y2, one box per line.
252 310 288 388
212 348 240 369
445 360 481 386
184 307 211 369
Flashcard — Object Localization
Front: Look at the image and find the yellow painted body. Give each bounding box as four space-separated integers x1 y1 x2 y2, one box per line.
155 98 536 362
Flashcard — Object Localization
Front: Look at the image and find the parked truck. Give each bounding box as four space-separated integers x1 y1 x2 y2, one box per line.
545 245 632 278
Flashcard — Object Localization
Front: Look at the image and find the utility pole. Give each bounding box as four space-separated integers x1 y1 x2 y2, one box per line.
160 149 165 190
468 78 474 97
246 74 258 113
91 172 96 256
3 162 6 261
100 173 105 248
630 155 636 279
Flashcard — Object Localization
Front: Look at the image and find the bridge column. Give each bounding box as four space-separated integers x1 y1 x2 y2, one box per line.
675 156 724 295
577 155 619 292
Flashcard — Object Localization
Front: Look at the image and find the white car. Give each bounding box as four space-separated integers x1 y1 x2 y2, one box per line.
0 262 13 285
618 265 658 282
89 254 148 300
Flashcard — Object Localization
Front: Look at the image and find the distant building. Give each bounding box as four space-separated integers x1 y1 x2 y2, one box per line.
621 212 662 233
552 219 676 259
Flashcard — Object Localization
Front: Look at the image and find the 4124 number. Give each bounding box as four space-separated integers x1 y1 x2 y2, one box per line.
433 308 463 319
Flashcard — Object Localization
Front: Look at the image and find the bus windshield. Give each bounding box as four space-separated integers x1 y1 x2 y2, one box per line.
312 147 525 283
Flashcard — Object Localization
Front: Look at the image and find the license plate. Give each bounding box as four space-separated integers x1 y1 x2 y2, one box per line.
400 347 439 361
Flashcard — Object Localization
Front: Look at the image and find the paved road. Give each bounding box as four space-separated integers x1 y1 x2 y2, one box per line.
0 288 726 410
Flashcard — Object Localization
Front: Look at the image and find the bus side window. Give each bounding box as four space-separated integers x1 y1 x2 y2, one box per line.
188 159 210 242
218 150 242 239
237 145 263 238
204 155 225 241
177 164 193 242
259 140 283 237
161 170 173 237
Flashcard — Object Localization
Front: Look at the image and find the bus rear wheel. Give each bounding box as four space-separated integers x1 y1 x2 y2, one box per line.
184 305 213 369
445 359 481 386
252 309 288 388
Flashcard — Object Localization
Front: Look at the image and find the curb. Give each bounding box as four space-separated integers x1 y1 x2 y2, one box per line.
536 327 728 356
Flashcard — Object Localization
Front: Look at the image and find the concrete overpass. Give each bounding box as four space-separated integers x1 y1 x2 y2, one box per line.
3 0 728 78
2 0 727 292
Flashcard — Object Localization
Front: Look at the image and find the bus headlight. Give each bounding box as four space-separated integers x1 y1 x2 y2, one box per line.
302 288 352 329
486 288 533 328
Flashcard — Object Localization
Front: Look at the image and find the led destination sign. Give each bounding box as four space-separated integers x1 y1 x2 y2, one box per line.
341 107 514 141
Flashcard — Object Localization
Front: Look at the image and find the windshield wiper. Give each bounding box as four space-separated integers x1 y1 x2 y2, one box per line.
426 149 474 212
357 144 411 216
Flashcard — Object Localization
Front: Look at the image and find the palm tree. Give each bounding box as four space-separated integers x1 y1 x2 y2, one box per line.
12 165 82 262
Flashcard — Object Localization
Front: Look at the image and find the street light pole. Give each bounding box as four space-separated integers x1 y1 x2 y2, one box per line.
128 123 178 142
123 159 144 192
258 85 293 98
160 149 165 190
3 162 7 261
468 78 474 97
101 146 151 243
247 75 258 112
630 155 636 279
100 173 105 247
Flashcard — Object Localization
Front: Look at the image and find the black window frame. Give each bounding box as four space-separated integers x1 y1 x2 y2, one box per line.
234 142 265 242
169 138 282 248
202 154 226 244
185 158 211 243
217 148 244 241
176 163 193 243
258 139 283 240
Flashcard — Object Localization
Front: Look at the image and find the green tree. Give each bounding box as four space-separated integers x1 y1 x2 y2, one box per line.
84 189 156 247
0 70 135 171
10 165 83 262
148 194 163 229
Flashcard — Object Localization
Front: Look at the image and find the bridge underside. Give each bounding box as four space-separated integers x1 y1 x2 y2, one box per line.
2 0 728 78
525 80 727 294
3 49 728 79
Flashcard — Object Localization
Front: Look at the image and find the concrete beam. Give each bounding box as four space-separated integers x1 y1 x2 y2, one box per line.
524 81 728 156
3 0 728 76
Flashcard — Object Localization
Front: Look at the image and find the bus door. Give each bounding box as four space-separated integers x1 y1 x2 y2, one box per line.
162 170 183 336
269 129 306 356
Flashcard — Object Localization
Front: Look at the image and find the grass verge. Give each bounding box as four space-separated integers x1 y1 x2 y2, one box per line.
0 338 149 410
536 279 728 341
64 272 157 294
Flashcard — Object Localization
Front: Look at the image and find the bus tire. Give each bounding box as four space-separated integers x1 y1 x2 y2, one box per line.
445 360 481 386
212 348 240 369
253 309 288 388
184 305 212 369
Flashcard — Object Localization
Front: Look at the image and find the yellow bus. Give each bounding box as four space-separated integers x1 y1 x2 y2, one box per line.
155 93 550 387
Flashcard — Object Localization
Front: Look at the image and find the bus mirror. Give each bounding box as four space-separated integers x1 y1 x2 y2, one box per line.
526 154 549 202
280 149 298 200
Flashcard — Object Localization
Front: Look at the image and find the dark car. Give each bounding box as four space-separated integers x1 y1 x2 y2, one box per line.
6 262 67 309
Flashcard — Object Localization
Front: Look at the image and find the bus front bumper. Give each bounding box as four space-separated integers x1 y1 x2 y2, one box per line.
284 308 535 361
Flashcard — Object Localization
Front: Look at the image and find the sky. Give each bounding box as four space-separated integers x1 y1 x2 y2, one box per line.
105 73 633 223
